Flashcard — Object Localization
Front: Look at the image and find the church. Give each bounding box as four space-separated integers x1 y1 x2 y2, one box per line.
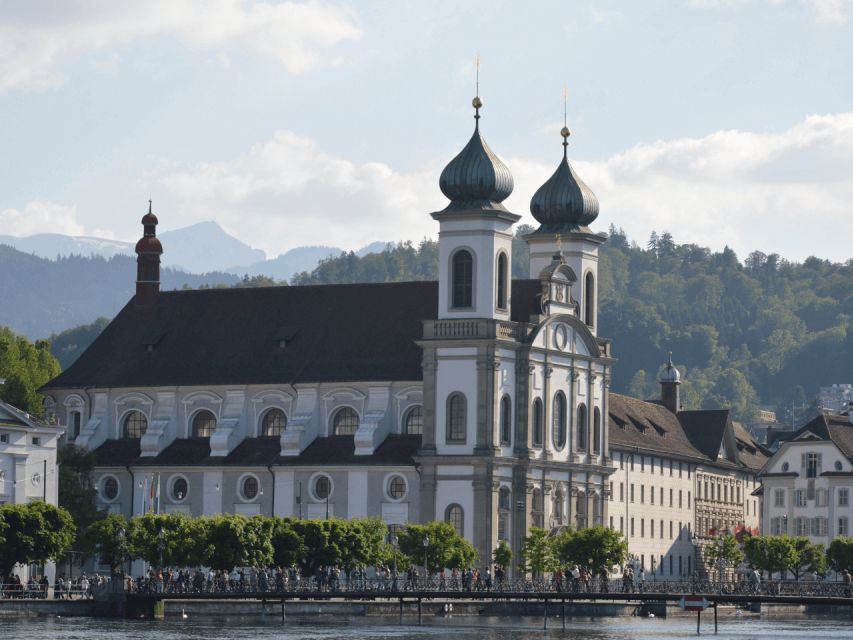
41 95 765 574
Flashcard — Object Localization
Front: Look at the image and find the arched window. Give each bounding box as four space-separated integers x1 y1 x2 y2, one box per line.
552 392 567 449
332 407 359 436
584 272 595 327
446 393 466 443
593 407 601 454
123 410 148 438
445 504 464 536
577 404 588 451
262 408 287 436
532 398 543 447
70 411 81 440
496 252 508 310
404 405 423 435
192 410 216 438
499 395 512 445
451 250 473 308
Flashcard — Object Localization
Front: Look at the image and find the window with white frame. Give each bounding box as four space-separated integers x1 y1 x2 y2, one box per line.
771 516 787 535
804 452 821 478
795 489 807 507
774 488 785 507
794 517 809 536
815 488 827 507
811 517 827 536
839 488 849 507
839 518 850 536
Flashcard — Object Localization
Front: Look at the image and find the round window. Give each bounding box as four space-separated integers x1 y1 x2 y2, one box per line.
836 461 843 471
314 475 331 500
782 462 789 472
172 477 188 501
103 476 119 500
388 475 407 500
242 476 259 501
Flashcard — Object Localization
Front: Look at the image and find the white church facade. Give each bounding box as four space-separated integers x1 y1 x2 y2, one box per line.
42 97 769 573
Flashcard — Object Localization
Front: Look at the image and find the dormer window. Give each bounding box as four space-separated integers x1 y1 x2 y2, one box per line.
123 410 148 438
332 407 359 436
262 409 286 436
192 410 216 438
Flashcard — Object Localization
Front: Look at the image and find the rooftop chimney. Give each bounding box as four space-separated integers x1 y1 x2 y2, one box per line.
135 200 163 306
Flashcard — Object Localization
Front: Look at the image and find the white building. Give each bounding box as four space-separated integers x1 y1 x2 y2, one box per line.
760 410 853 545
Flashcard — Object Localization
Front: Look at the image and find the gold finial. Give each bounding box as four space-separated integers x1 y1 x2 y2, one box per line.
560 86 571 156
473 53 482 130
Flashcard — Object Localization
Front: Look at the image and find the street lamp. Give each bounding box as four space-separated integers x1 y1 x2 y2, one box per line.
651 556 656 581
117 528 127 577
717 536 725 584
422 535 430 585
158 527 165 570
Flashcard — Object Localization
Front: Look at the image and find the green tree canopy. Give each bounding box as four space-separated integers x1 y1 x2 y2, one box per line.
703 534 745 578
397 521 478 573
493 541 512 568
553 526 628 571
0 501 76 577
520 527 558 575
827 537 853 573
0 327 61 416
87 512 130 573
202 514 274 571
57 444 100 560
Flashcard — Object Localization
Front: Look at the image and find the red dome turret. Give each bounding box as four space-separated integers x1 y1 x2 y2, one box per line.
135 200 163 306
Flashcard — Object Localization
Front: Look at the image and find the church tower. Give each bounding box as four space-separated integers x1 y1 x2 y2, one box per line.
525 126 605 334
433 97 520 320
135 200 163 306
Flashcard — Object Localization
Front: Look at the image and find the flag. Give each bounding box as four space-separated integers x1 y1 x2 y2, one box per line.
149 473 156 513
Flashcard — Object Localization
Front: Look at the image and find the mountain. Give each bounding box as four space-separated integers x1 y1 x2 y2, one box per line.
159 222 266 274
0 232 133 260
0 244 239 339
228 242 390 281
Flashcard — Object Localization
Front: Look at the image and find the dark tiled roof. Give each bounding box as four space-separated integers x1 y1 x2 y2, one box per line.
608 394 706 460
677 409 730 460
93 434 421 468
44 280 542 391
791 412 853 460
732 421 772 470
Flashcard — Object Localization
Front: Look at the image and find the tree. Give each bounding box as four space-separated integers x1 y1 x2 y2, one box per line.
338 518 387 570
493 541 512 568
202 514 274 571
87 513 130 573
827 538 853 573
704 534 744 580
554 526 628 572
129 513 206 568
0 327 61 416
0 501 75 577
744 536 797 579
57 444 100 561
788 537 827 580
270 518 306 568
397 521 478 573
520 527 557 576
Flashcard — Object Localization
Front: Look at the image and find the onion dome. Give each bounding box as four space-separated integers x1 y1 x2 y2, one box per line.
530 127 599 230
660 352 681 383
135 200 162 254
439 97 514 207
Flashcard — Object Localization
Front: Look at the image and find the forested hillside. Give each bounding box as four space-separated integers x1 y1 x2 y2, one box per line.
293 226 853 421
0 245 240 338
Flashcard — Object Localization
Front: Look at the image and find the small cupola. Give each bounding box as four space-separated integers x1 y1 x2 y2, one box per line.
529 126 599 232
537 250 578 317
659 352 681 414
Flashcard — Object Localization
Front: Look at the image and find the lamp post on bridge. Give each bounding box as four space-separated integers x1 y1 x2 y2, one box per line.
422 535 430 586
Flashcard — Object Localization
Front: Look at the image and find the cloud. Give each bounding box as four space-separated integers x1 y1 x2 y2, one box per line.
155 129 442 255
0 200 85 236
0 0 361 93
505 112 853 262
687 0 850 23
151 111 853 262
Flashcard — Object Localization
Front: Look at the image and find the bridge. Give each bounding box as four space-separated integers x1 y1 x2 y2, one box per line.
121 582 853 631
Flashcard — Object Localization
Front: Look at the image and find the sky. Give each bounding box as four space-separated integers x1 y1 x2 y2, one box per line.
0 0 851 262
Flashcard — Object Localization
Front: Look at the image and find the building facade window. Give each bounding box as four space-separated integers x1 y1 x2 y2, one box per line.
170 476 188 502
70 411 82 440
498 486 511 541
816 488 827 507
805 453 821 478
592 407 601 453
795 489 807 507
262 408 287 436
451 250 473 308
500 395 512 445
387 475 407 500
123 410 148 438
774 489 785 507
404 405 423 435
552 392 567 449
577 404 588 451
496 252 508 310
446 393 467 443
192 410 216 438
101 476 119 502
240 475 260 501
840 488 850 507
584 272 595 327
313 474 332 501
446 504 464 536
532 398 543 447
332 407 359 435
839 518 850 536
812 517 827 536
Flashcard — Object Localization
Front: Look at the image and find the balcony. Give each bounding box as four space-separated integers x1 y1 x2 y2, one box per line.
422 319 532 341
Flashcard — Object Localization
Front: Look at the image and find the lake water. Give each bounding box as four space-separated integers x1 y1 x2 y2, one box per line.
0 615 850 639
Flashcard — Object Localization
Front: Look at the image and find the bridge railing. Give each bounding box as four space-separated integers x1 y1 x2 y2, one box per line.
0 583 91 600
123 575 853 599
